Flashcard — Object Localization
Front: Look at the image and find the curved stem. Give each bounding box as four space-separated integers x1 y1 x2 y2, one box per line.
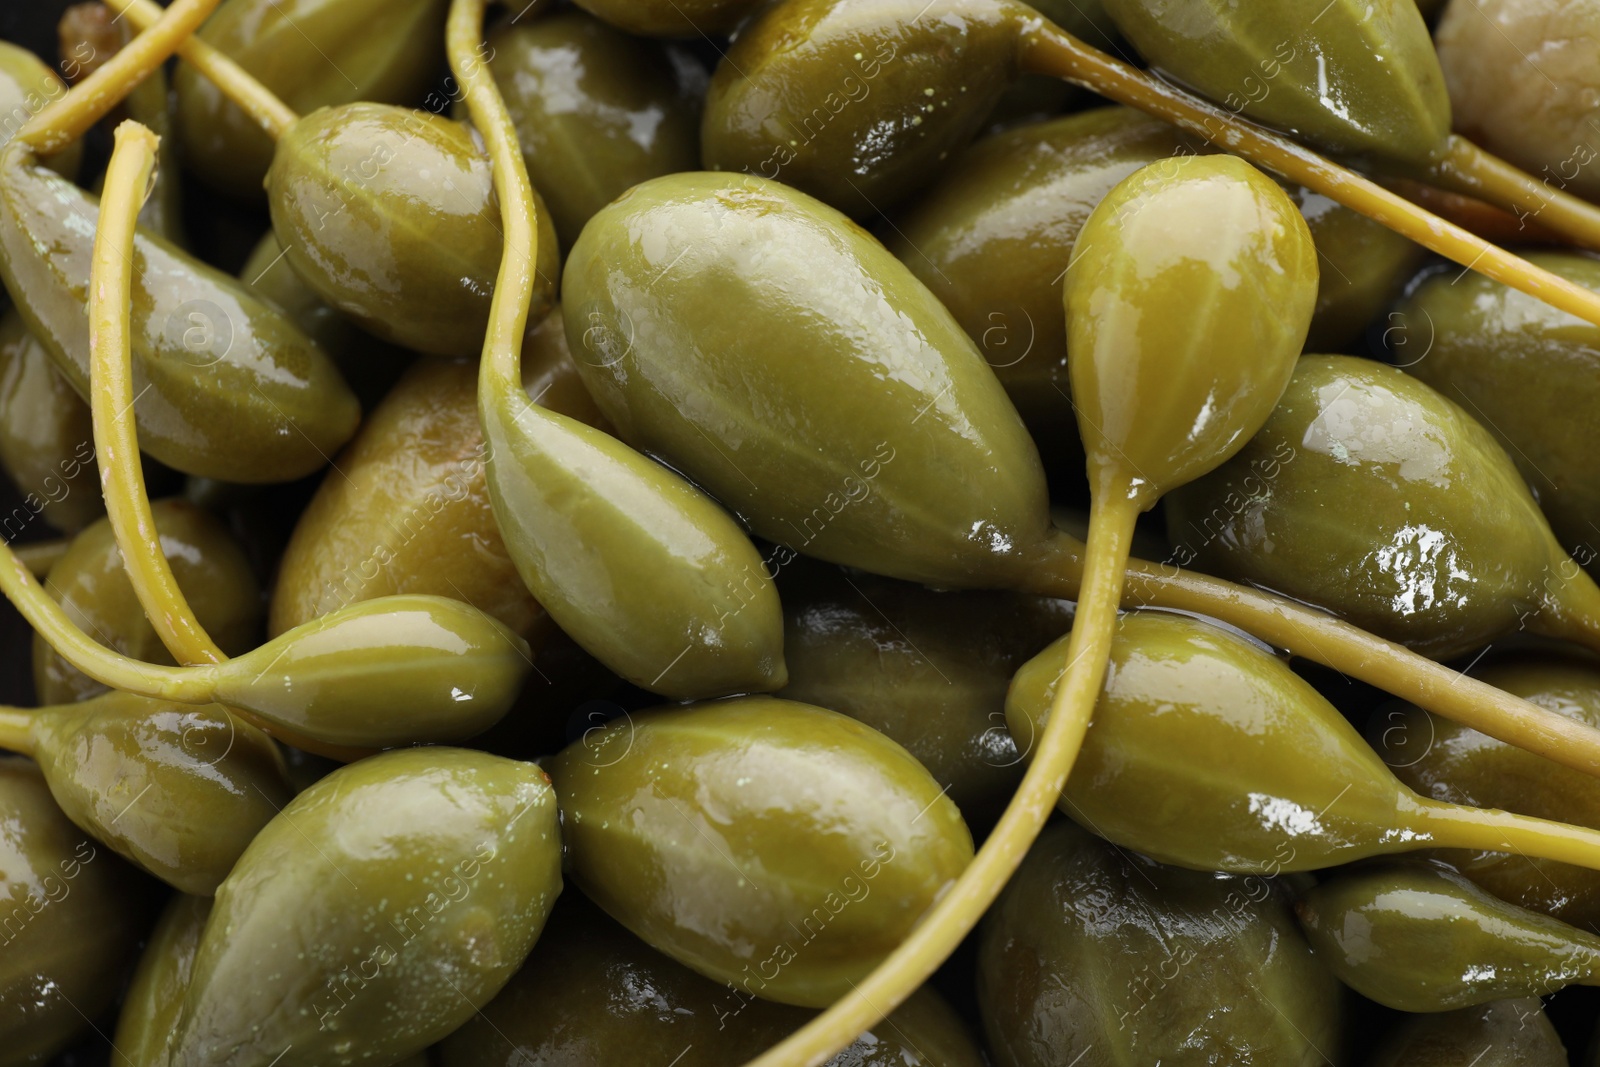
93 119 373 762
0 707 35 757
1017 23 1600 330
451 0 548 695
15 540 70 579
17 0 220 155
1418 136 1600 253
0 543 214 702
101 0 299 140
91 122 226 668
742 497 1138 1067
1408 795 1600 873
0 533 370 761
89 122 363 767
447 0 536 408
1015 535 1600 778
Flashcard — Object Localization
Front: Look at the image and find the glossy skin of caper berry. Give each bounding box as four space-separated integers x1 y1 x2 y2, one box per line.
979 820 1344 1067
174 0 451 201
268 103 561 359
33 500 261 705
167 747 563 1067
547 696 973 1008
481 12 704 250
0 758 156 1067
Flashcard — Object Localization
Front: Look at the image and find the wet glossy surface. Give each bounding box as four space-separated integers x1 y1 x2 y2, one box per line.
1167 356 1593 659
212 595 532 748
1375 653 1600 929
519 307 611 430
30 691 291 896
889 109 1410 459
1397 252 1600 563
1066 155 1316 504
888 108 1202 456
545 696 974 1007
481 377 786 699
117 57 187 248
1368 997 1566 1067
33 501 261 705
0 758 153 1067
703 0 1032 216
563 171 1053 590
238 231 409 409
0 151 361 482
821 985 987 1065
1295 861 1600 1012
1007 611 1425 872
0 42 80 181
1292 186 1425 351
574 0 756 37
270 103 559 359
0 308 99 533
484 12 703 250
60 0 192 248
240 231 370 354
1435 0 1600 203
271 357 547 642
1099 0 1451 165
778 560 1075 833
113 894 212 1067
169 748 562 1067
438 892 986 1066
978 821 1343 1067
175 0 450 201
439 891 811 1066
982 0 1120 129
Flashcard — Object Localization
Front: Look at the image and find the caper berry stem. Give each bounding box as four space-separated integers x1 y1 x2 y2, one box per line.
0 708 34 757
82 123 372 765
1418 136 1600 253
1408 794 1600 873
0 544 216 704
740 496 1140 1067
90 120 226 668
448 0 544 561
1016 20 1600 330
15 0 219 155
1020 543 1600 778
1375 177 1564 245
448 0 538 403
102 0 299 140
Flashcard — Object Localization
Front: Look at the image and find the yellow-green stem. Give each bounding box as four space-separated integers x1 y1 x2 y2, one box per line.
0 488 360 763
447 0 537 415
5 122 358 758
742 496 1139 1067
1409 795 1600 872
1420 136 1600 253
90 122 226 668
15 540 69 578
0 542 212 702
101 0 299 139
17 0 220 154
87 125 368 765
1018 540 1600 778
0 707 34 757
1018 22 1600 330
